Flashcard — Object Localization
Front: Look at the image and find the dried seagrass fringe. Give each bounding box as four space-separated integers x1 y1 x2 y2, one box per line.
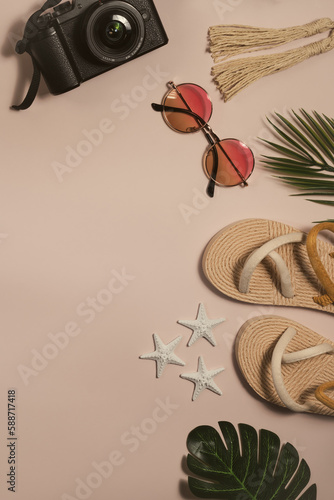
208 18 334 101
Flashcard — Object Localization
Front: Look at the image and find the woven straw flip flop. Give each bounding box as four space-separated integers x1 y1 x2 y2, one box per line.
235 315 334 416
202 219 334 313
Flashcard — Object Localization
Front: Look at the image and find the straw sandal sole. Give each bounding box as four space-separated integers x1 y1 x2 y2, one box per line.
202 218 334 313
235 315 334 416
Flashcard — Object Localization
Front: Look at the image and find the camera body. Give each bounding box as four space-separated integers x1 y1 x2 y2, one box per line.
28 0 168 95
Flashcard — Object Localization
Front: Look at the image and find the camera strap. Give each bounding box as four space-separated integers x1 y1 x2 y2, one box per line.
11 51 41 111
11 0 62 111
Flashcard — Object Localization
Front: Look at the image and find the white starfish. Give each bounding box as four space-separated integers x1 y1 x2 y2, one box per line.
177 303 225 346
140 334 185 378
181 356 225 400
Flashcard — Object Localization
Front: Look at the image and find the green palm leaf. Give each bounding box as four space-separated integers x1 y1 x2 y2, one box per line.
260 110 334 212
186 421 316 500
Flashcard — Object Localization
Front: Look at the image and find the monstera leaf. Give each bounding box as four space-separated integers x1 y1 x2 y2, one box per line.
186 421 316 499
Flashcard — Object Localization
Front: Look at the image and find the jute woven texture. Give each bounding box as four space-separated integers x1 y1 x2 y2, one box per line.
202 219 334 314
235 315 334 416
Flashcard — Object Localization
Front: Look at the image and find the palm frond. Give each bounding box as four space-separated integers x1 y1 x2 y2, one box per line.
273 112 327 163
294 109 334 163
311 200 334 206
260 110 334 219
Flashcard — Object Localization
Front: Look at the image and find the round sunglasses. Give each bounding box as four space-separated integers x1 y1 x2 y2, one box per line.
152 81 255 197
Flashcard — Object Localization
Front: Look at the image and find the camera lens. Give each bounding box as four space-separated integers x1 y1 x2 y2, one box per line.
84 1 145 64
100 16 129 47
105 20 126 43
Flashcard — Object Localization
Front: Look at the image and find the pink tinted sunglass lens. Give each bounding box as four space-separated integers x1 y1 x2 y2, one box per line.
162 83 212 133
204 139 255 186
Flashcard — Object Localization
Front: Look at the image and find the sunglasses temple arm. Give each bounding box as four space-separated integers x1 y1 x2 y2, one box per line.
205 126 248 186
152 103 219 196
206 144 218 198
151 103 207 127
166 84 220 193
152 104 216 147
218 141 248 186
210 129 248 186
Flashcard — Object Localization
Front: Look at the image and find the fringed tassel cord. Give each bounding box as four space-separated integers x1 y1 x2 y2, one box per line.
209 18 334 61
209 18 334 101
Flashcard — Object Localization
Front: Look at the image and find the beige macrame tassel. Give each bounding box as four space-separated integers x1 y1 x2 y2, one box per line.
209 18 334 101
209 18 334 61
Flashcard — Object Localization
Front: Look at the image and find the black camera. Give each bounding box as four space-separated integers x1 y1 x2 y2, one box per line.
15 0 168 98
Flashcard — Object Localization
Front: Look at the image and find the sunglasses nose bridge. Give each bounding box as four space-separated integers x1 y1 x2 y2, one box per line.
202 122 221 145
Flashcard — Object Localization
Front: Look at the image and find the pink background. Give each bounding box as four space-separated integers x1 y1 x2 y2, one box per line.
1 0 334 499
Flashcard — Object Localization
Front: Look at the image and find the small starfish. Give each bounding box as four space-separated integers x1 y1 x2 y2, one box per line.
177 303 225 346
181 356 224 400
140 334 185 378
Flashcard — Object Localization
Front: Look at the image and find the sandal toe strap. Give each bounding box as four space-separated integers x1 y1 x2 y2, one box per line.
239 232 305 297
271 327 334 412
238 222 334 307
